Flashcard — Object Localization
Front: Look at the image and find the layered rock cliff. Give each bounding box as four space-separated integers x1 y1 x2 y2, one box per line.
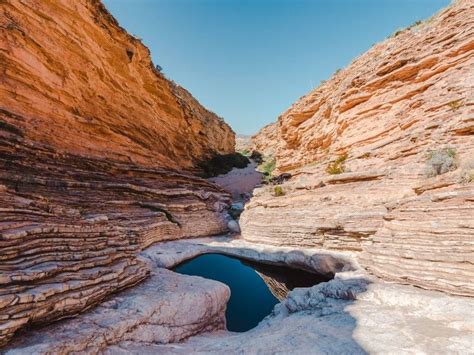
0 0 234 169
250 122 278 157
0 0 234 346
243 0 474 296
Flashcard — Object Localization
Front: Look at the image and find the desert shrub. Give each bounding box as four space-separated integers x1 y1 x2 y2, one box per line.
274 185 285 197
425 148 457 177
460 159 474 183
447 100 463 111
198 153 250 178
258 157 277 183
262 158 276 176
250 150 263 164
461 170 474 183
391 29 404 38
239 149 250 157
408 20 423 30
326 152 348 175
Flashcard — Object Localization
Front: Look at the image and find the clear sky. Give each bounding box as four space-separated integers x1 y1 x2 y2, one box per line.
103 0 449 135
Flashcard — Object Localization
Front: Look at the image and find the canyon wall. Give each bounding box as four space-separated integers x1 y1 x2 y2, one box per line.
0 0 234 169
250 123 278 157
0 0 234 346
243 0 474 296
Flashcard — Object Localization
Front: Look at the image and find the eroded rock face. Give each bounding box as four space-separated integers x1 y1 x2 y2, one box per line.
243 0 474 296
4 268 230 354
0 0 234 346
250 122 278 157
0 0 234 169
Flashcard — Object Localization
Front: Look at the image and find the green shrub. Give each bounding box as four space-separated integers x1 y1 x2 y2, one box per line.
408 20 423 29
274 185 285 197
425 148 457 177
260 157 276 182
326 152 348 175
198 153 250 178
250 150 263 164
239 149 250 157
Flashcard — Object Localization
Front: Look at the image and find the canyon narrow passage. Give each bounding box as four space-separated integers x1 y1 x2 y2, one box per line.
1 0 472 352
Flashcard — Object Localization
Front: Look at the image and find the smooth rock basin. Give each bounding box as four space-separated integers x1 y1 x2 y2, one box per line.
173 253 330 332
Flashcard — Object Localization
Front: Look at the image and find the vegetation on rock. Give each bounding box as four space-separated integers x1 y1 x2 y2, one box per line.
273 185 285 197
447 99 463 111
249 150 264 164
425 148 457 177
198 153 250 178
326 153 348 175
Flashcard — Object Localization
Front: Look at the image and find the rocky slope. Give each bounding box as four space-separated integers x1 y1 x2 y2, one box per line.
243 0 474 297
0 0 234 346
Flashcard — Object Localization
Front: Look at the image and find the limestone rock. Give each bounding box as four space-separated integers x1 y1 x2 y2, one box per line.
227 220 240 233
4 237 473 354
4 268 230 354
243 0 474 296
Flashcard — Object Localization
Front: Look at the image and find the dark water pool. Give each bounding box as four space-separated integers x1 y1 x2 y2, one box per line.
173 253 330 332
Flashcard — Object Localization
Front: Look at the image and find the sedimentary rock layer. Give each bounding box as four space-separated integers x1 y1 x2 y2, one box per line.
254 0 473 172
0 0 234 346
4 268 230 354
8 238 471 354
0 94 231 348
0 0 234 169
244 0 474 296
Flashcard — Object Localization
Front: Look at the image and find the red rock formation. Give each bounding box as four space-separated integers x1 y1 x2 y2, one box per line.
243 0 474 296
0 0 234 169
0 0 234 346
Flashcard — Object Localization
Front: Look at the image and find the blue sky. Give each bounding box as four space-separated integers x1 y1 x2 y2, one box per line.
103 0 449 135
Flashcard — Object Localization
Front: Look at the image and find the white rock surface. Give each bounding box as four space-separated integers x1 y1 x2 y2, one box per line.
5 237 474 354
109 274 474 354
4 268 230 354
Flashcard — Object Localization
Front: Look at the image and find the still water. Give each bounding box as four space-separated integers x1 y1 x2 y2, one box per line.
173 253 329 332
